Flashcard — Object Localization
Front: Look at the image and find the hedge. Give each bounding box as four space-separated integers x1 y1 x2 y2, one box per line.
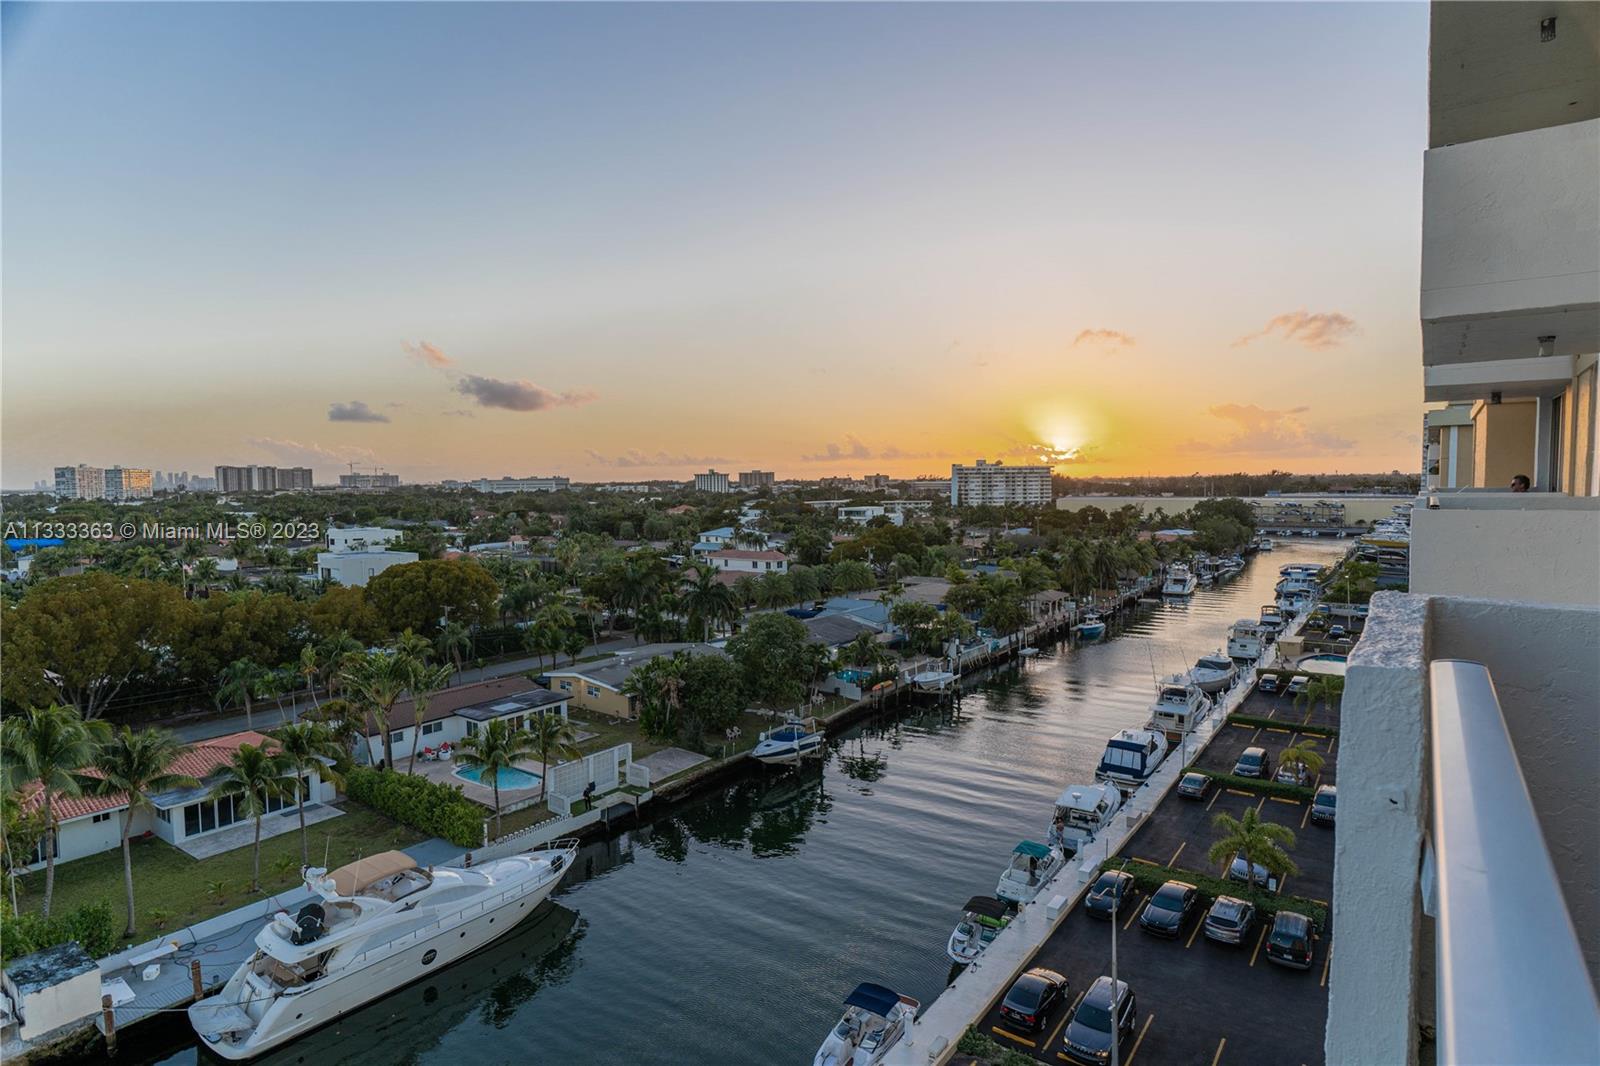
1226 713 1338 737
1 900 118 959
344 766 483 848
1101 857 1328 929
956 1027 1038 1066
1184 767 1317 803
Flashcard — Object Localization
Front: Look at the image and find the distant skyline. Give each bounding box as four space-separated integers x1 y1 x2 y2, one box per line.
2 2 1430 488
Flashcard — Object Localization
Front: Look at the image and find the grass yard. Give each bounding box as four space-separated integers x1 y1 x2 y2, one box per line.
16 803 424 948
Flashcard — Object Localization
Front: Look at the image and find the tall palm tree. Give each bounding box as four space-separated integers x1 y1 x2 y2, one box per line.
297 644 321 709
191 557 221 595
339 653 411 770
1278 738 1327 782
392 628 433 664
85 728 197 936
528 714 581 805
270 722 345 864
404 662 454 773
211 744 295 891
434 621 473 681
681 564 735 641
1206 807 1298 891
1296 676 1345 722
217 659 267 729
456 719 539 837
0 706 109 917
315 631 364 698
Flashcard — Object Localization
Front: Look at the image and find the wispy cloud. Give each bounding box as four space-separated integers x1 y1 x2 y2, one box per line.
247 437 376 466
999 441 1092 465
1232 310 1357 350
404 340 454 368
441 409 476 419
327 400 390 423
455 375 596 413
800 435 874 462
1187 404 1355 457
1072 329 1135 350
585 449 730 468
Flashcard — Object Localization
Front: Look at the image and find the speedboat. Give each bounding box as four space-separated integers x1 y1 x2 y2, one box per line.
1052 782 1123 857
996 841 1065 903
1227 620 1273 661
814 982 919 1066
1019 647 1040 658
1146 676 1212 742
1190 653 1238 695
946 896 1012 966
188 844 576 1061
912 670 957 694
1095 729 1169 788
1161 564 1196 597
751 717 824 765
1073 613 1107 641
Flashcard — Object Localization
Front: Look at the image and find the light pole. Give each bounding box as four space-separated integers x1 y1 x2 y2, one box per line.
1110 857 1130 1066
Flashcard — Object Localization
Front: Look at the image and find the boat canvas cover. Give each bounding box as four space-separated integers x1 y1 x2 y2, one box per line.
844 983 902 1017
1012 841 1052 860
963 896 1010 920
328 851 417 895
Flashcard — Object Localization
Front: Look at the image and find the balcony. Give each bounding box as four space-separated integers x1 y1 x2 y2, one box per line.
1421 118 1599 374
1326 593 1600 1065
1411 492 1600 605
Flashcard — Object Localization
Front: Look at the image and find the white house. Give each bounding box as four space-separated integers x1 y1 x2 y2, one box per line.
692 526 737 554
838 505 905 527
360 676 570 767
326 526 402 552
316 549 418 587
703 548 789 576
18 731 337 870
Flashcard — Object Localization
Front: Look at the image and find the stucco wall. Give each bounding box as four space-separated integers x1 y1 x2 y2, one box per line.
1470 399 1537 488
1410 495 1600 605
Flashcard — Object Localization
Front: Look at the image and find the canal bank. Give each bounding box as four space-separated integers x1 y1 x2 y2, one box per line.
108 542 1346 1066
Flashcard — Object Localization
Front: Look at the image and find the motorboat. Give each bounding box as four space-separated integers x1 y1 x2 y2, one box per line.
1254 537 1275 552
188 844 577 1060
1259 605 1286 632
1190 653 1238 695
751 716 824 765
1195 558 1217 585
1073 613 1107 641
1161 564 1197 597
1277 584 1315 617
1227 620 1273 661
946 896 1012 966
1146 675 1211 742
995 841 1065 903
1052 782 1123 857
1095 729 1169 788
911 669 957 694
1018 647 1040 658
814 982 920 1066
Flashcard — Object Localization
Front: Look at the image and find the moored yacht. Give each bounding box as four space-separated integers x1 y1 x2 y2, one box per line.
1161 563 1197 597
1095 728 1169 787
911 669 957 694
1190 653 1238 695
1227 619 1273 661
814 983 919 1066
751 716 824 765
995 841 1065 903
1146 674 1212 742
188 844 576 1060
1052 781 1123 857
946 896 1012 966
1259 604 1286 632
1073 612 1107 640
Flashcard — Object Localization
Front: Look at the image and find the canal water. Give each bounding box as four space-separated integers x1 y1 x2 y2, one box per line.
129 541 1347 1066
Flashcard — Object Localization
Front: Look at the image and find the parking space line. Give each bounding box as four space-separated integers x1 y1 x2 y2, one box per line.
1269 796 1300 805
1184 916 1204 948
1248 925 1268 966
1125 898 1148 930
1206 787 1223 810
1167 842 1186 867
991 1026 1036 1047
1278 875 1290 895
1265 726 1291 734
1249 728 1262 743
1321 944 1333 987
1230 722 1254 730
1255 796 1266 815
1124 1013 1155 1065
1048 987 1088 1049
1211 1037 1228 1066
1300 803 1312 829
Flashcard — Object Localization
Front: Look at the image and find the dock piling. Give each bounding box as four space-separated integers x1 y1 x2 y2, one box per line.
101 994 116 1056
190 959 203 999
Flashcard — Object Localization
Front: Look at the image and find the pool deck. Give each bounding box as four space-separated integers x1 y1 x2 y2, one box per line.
406 755 547 808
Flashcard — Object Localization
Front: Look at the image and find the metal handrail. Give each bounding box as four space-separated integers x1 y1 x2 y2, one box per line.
1428 660 1600 1065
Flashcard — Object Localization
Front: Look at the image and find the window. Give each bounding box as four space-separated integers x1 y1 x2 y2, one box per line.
559 680 572 691
391 729 406 744
156 807 170 823
91 811 113 824
466 721 478 736
586 685 600 699
422 721 443 736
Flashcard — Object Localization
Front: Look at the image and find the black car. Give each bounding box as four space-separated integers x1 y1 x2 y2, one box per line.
1137 880 1197 938
1233 746 1271 779
1083 870 1135 920
999 967 1068 1032
1176 771 1211 799
1310 785 1337 826
1265 911 1316 970
1061 975 1137 1064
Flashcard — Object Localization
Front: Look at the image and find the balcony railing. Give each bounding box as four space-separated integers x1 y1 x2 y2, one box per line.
1428 660 1600 1065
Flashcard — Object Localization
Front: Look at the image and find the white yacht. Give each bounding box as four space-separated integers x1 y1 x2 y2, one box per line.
1189 653 1238 695
946 895 1012 966
1073 613 1107 641
188 844 576 1060
751 717 824 765
814 982 919 1066
1227 619 1273 661
1277 581 1316 617
1259 604 1286 632
1162 563 1197 597
1146 675 1212 742
1051 781 1123 857
995 841 1065 904
911 669 957 694
1095 728 1169 787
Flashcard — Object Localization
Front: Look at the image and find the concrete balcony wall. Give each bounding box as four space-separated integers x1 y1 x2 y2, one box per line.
1421 118 1600 367
1410 493 1600 605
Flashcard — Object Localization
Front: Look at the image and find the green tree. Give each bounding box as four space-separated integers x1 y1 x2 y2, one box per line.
211 743 296 891
217 659 268 728
726 613 811 708
622 653 689 741
1278 738 1326 782
86 728 198 936
403 662 454 773
269 722 346 865
456 719 539 837
306 585 388 644
339 652 411 771
681 564 737 641
433 620 473 680
679 655 746 744
889 600 940 655
1206 807 1298 891
528 715 580 805
0 706 110 917
365 558 501 634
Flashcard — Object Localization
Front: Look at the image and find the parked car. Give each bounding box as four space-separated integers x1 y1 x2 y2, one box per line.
1203 895 1257 945
1275 761 1310 787
999 967 1069 1032
1286 674 1311 696
1138 880 1197 939
1061 976 1138 1065
1176 771 1212 800
1328 624 1348 640
1233 746 1271 779
1228 851 1275 888
1310 785 1337 826
1258 674 1281 694
1083 870 1135 920
1265 911 1316 970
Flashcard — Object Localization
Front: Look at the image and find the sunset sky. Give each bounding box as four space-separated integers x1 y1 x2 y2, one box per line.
2 2 1430 488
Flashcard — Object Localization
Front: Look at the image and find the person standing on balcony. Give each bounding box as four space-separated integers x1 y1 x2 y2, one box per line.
1510 474 1531 492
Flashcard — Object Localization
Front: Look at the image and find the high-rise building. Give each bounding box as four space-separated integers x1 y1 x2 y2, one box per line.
949 460 1052 507
338 472 401 489
737 470 775 489
105 467 154 500
215 465 314 492
862 473 891 490
276 467 314 491
693 470 733 493
53 464 105 499
447 476 570 493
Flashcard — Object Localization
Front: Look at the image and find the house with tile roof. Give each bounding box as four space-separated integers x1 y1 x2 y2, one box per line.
17 730 339 870
358 675 570 768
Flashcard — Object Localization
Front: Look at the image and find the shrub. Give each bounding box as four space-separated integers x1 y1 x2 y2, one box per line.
1 901 119 959
1226 713 1338 737
344 766 483 848
1101 857 1328 929
1184 767 1317 802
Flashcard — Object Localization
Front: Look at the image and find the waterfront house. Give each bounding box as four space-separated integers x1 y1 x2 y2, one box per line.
359 676 570 767
542 643 724 720
704 548 789 579
692 526 736 554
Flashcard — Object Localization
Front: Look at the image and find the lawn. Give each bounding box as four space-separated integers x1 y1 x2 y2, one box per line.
16 803 424 948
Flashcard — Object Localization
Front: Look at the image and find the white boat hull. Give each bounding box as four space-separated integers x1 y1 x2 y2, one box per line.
752 733 825 765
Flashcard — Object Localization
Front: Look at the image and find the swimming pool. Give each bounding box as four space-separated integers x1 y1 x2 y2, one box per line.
454 765 542 790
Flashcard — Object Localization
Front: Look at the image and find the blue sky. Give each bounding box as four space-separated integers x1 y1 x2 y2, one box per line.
2 2 1430 485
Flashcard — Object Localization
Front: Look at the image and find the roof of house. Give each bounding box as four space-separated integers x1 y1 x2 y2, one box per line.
4 941 97 995
707 549 788 561
697 526 735 539
546 642 725 692
376 675 562 733
798 613 881 647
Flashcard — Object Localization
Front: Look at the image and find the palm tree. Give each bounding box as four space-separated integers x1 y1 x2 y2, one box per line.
297 644 321 709
434 621 473 681
217 659 267 729
404 662 454 773
211 744 296 891
1206 807 1298 891
191 557 221 595
527 714 581 805
456 719 539 837
315 631 364 698
1296 676 1345 722
680 564 735 641
1278 738 1326 783
85 728 197 936
0 706 109 917
270 722 345 865
339 653 411 770
392 628 433 664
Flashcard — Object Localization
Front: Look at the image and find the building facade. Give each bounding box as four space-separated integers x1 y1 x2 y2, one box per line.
949 460 1052 507
316 549 419 587
692 470 734 493
326 526 402 552
737 470 776 488
703 548 790 575
104 467 153 500
215 465 313 492
52 465 104 499
449 475 570 493
337 472 400 489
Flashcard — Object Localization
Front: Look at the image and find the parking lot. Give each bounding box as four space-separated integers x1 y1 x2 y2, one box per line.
972 685 1339 1065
